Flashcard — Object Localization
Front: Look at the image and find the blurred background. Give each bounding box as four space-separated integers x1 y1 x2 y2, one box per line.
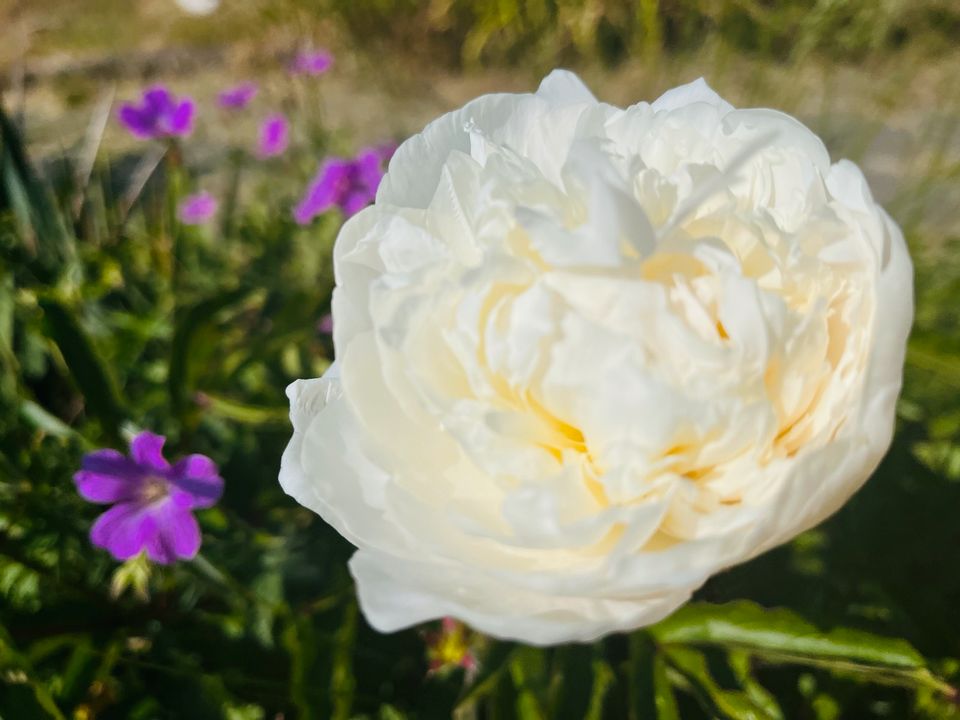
1 1 960 718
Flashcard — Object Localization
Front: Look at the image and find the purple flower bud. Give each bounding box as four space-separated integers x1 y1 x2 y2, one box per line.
74 432 224 565
118 85 195 140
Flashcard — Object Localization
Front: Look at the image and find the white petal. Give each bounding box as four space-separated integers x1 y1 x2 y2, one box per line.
651 77 734 114
535 69 598 107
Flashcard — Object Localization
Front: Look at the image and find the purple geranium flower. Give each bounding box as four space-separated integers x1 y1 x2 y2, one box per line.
178 192 218 225
218 82 258 110
257 113 289 158
293 143 395 224
118 86 195 140
290 50 333 76
74 431 223 564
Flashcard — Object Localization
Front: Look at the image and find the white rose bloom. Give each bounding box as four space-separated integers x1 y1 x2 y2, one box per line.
280 71 912 645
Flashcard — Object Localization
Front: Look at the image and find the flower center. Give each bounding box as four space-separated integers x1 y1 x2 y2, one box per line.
140 476 169 504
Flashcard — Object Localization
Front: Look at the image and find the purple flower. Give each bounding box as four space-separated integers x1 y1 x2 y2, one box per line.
257 114 289 158
293 143 395 224
74 432 223 564
290 50 333 76
118 86 195 140
178 192 218 225
218 82 258 110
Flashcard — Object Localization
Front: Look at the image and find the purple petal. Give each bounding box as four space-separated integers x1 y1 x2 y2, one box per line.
293 160 352 224
171 454 224 508
375 142 398 163
74 468 137 504
130 431 169 470
257 114 289 158
118 106 153 139
167 99 195 136
178 192 218 224
355 152 385 196
80 448 143 481
290 50 333 76
90 503 155 561
341 189 372 217
152 503 202 562
218 82 258 109
143 86 172 110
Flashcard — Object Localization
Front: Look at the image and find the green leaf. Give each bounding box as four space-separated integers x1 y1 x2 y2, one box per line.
0 624 66 719
168 287 252 416
653 652 681 720
0 103 75 281
457 641 517 709
38 297 125 439
729 651 784 720
585 660 615 720
19 399 83 440
627 632 680 720
652 601 925 669
662 646 779 720
200 392 289 426
330 601 357 720
510 647 548 720
549 644 594 720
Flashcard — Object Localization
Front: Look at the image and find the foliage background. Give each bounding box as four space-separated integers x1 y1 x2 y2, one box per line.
1 0 960 717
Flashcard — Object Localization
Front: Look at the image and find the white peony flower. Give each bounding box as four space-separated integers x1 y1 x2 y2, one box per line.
280 71 913 645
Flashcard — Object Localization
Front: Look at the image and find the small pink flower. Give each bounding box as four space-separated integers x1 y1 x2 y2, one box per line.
177 192 218 225
423 618 478 679
317 314 333 334
257 114 289 158
290 50 333 76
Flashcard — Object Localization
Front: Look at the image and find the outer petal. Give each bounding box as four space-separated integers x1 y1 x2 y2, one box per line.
78 449 143 483
535 69 597 106
152 503 202 562
167 100 195 136
130 431 169 471
279 369 407 553
350 550 691 646
90 503 154 560
376 92 534 208
117 106 153 139
170 455 224 508
74 469 136 504
651 77 734 114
